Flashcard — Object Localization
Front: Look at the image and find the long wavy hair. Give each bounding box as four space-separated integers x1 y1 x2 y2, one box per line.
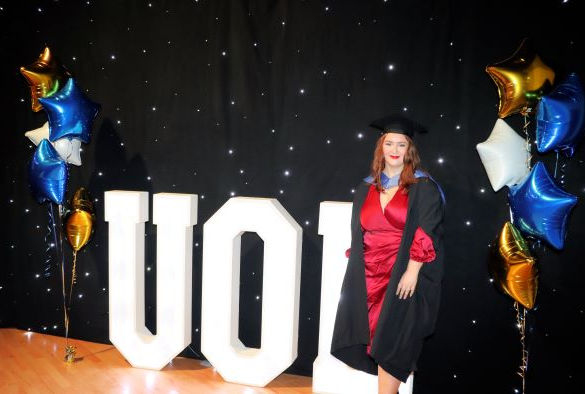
370 133 422 192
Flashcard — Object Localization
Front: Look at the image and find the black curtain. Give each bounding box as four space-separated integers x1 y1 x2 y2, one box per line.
1 1 584 392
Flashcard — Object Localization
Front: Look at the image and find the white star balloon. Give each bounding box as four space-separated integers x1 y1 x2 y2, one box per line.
24 121 50 145
476 119 530 192
25 122 83 166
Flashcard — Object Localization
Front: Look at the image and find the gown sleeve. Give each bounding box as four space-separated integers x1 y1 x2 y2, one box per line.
409 226 436 263
418 179 445 248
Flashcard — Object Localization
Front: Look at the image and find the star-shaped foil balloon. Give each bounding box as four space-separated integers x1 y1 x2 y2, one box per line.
486 39 555 118
24 121 50 146
489 222 538 309
39 78 100 143
536 73 585 157
508 161 577 249
29 139 68 205
476 119 530 191
20 47 70 112
25 122 83 166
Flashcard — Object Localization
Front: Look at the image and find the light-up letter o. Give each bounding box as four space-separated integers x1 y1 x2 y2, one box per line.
201 197 302 387
105 191 197 370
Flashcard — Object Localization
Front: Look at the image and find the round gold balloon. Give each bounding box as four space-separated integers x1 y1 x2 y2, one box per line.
65 187 95 252
489 222 538 309
486 39 555 118
65 209 94 252
20 47 70 112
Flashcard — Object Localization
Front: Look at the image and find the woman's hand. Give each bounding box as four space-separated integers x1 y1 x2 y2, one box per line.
396 260 423 299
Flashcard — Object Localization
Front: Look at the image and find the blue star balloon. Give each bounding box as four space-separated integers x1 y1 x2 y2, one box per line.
536 73 585 157
39 78 100 143
29 139 68 205
508 161 577 249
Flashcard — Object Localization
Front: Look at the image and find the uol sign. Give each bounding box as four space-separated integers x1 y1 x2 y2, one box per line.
104 191 413 394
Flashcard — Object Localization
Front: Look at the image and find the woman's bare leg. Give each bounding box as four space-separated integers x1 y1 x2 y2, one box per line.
378 365 401 394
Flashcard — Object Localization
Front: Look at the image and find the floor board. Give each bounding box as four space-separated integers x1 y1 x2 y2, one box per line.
0 328 312 393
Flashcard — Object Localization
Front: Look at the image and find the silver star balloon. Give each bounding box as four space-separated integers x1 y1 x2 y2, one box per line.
25 122 83 166
476 119 530 191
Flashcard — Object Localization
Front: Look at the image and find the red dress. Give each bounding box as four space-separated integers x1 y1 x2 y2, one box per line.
359 184 435 355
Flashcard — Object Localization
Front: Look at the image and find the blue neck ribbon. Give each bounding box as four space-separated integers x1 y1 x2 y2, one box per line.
363 170 446 203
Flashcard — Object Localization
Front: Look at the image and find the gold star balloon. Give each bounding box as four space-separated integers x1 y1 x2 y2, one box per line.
489 222 538 309
20 47 70 112
486 39 555 118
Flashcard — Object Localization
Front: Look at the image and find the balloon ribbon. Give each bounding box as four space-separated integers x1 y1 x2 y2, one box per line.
553 151 567 187
515 302 528 393
522 112 533 171
64 248 78 363
53 203 76 363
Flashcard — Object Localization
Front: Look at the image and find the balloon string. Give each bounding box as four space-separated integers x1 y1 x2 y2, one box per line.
514 302 528 394
46 205 59 278
522 113 532 171
55 204 69 349
69 250 77 309
553 151 568 188
65 249 78 351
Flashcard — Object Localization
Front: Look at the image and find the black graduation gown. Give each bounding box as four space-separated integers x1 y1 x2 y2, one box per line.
330 177 445 382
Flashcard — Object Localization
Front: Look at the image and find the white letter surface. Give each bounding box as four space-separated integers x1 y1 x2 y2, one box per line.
201 197 302 387
105 191 197 370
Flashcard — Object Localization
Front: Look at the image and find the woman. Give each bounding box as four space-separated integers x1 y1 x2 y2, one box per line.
331 115 445 394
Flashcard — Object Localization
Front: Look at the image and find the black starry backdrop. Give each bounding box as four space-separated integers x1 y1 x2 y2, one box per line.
1 1 585 393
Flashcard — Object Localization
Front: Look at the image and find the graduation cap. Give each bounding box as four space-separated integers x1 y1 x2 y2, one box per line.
369 114 427 138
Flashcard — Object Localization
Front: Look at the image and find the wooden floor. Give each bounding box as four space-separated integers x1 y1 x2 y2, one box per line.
0 328 312 393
